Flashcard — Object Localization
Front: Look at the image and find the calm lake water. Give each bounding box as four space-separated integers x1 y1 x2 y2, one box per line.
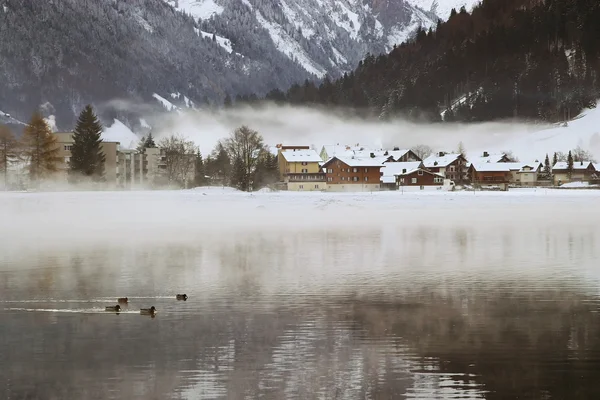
2 191 600 399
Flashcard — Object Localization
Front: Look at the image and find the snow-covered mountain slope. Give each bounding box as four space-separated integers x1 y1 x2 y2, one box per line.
488 105 600 162
180 0 440 78
0 0 455 130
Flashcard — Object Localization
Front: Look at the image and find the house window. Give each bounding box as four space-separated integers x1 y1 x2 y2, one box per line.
402 169 407 173
449 166 455 172
400 178 405 183
342 177 345 181
353 168 358 173
364 177 368 182
315 185 319 189
301 162 308 166
301 169 308 173
411 178 417 184
64 157 70 163
327 168 333 173
64 145 72 151
299 185 304 189
364 168 368 173
353 176 359 182
434 177 443 183
327 177 332 182
418 170 423 176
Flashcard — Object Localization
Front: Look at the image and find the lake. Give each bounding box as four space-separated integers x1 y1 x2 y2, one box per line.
1 189 600 399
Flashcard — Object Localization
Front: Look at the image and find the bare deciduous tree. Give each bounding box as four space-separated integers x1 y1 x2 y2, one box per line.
223 126 264 191
411 144 433 160
158 134 197 187
571 146 596 162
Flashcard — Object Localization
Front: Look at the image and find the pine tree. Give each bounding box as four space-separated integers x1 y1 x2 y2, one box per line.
145 132 156 148
567 150 574 179
69 105 106 182
542 154 552 180
21 112 61 183
0 125 20 188
552 152 558 167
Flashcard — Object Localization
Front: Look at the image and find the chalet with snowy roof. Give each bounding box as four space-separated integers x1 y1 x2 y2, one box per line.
423 152 468 183
468 162 512 191
552 161 596 186
396 168 446 189
277 145 325 191
380 162 423 190
322 156 383 192
516 162 543 186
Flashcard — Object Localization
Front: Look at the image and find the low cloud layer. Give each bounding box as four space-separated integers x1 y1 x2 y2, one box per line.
150 103 541 157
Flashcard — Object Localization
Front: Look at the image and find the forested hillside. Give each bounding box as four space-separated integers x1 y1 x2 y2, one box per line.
0 0 452 130
266 0 600 123
0 0 309 129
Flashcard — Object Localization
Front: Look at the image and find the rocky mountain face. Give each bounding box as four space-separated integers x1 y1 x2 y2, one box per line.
0 0 472 130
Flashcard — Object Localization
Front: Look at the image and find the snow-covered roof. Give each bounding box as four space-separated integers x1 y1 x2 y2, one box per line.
381 162 422 177
353 149 387 159
280 149 322 163
553 161 594 171
595 163 600 172
519 161 542 172
380 176 396 184
423 153 461 168
466 152 508 165
470 162 512 172
386 149 412 161
325 156 384 168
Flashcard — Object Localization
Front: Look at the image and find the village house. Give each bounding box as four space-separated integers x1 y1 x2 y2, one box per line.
53 132 120 186
423 152 468 183
322 156 383 192
380 161 423 190
516 162 543 186
277 145 325 191
469 162 511 190
552 161 597 186
396 167 445 189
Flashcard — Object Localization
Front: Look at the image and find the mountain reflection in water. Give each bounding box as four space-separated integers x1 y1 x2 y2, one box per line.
1 224 600 399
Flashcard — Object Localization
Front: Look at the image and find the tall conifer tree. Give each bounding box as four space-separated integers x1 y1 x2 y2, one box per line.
70 105 106 182
22 112 61 184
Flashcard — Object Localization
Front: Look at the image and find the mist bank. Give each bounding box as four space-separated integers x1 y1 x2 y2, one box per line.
1 189 600 263
147 103 538 156
134 101 600 162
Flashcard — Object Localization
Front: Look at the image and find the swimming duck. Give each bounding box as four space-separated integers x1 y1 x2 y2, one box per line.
140 306 156 315
117 297 128 304
105 305 121 312
176 294 188 301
